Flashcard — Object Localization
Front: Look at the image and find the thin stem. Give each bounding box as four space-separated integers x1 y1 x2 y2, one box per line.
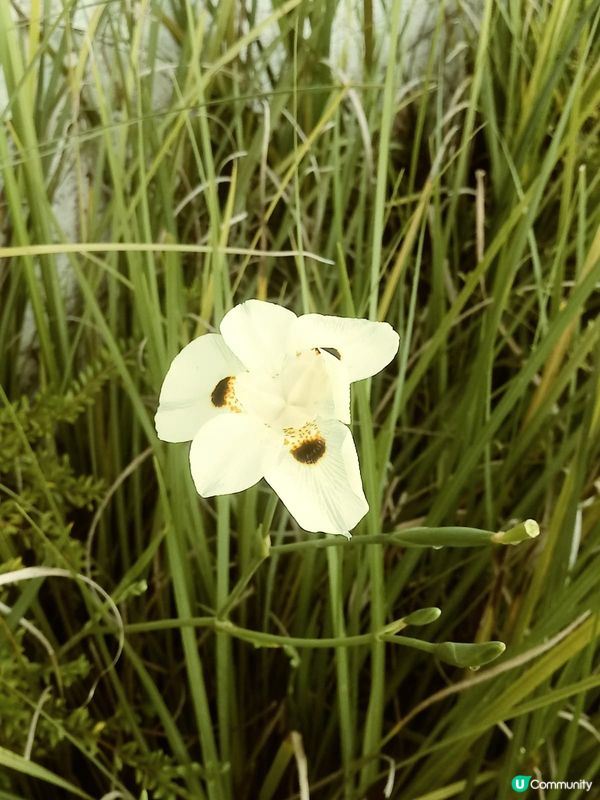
125 616 412 649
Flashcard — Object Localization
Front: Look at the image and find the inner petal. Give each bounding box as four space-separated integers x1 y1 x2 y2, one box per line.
227 348 350 431
281 351 333 411
278 349 349 424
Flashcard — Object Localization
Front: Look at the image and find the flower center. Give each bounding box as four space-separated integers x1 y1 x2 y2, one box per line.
234 348 342 430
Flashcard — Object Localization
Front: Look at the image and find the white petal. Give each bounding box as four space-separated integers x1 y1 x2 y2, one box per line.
235 371 286 426
155 334 244 443
220 299 297 373
292 314 399 382
264 419 368 535
189 414 279 497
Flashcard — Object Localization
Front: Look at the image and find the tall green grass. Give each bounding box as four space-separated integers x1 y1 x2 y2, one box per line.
1 1 599 798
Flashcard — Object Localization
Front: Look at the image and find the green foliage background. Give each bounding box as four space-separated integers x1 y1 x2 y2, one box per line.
1 1 599 798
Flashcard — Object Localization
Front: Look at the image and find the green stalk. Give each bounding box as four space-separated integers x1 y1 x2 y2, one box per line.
326 547 355 797
157 463 226 800
216 496 233 796
360 0 403 789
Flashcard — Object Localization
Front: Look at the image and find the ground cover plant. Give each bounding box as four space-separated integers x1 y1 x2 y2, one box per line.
1 0 599 798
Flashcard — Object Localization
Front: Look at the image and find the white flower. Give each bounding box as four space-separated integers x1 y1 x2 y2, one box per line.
155 300 399 536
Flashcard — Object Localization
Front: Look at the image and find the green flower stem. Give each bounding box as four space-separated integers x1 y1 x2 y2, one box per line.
125 614 505 668
270 522 540 554
125 615 417 648
378 635 436 655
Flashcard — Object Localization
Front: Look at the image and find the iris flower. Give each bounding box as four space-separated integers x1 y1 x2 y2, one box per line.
155 300 399 536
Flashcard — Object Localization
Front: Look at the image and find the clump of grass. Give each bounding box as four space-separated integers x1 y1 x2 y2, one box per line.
1 1 599 799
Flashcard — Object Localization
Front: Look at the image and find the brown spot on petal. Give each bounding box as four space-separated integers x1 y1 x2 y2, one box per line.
292 437 326 464
284 421 327 465
211 377 230 406
320 347 341 360
211 376 241 412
